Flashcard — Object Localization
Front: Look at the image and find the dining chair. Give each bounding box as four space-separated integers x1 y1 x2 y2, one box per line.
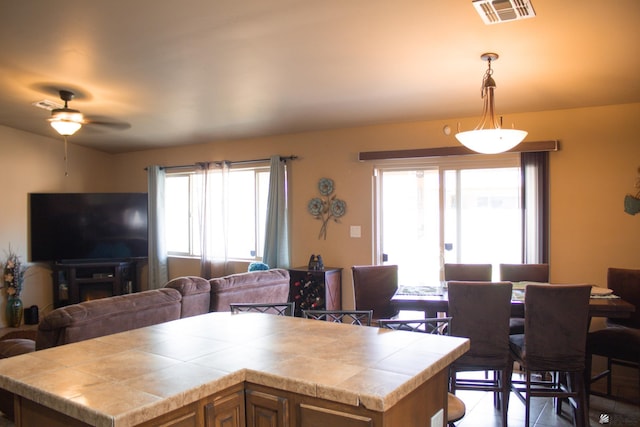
586 267 640 400
229 302 295 316
499 263 550 335
447 281 513 427
444 263 492 282
509 284 591 427
378 317 465 427
351 265 399 321
302 309 373 326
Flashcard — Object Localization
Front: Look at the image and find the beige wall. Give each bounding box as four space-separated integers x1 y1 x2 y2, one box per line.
113 103 640 308
0 125 117 324
1 103 639 323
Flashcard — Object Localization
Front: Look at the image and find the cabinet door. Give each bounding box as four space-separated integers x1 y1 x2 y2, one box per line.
204 389 246 427
299 403 373 427
246 389 289 427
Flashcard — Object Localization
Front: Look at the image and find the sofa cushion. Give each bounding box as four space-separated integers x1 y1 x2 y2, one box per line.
209 268 290 312
165 276 211 318
36 288 182 350
0 339 36 358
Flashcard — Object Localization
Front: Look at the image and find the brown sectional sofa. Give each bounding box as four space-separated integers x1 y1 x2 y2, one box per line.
0 268 291 357
0 268 290 419
165 267 292 314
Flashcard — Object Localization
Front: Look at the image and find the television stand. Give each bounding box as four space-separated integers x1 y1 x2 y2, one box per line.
52 260 143 308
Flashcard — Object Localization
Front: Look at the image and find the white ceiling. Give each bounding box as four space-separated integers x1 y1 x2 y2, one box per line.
1 0 639 153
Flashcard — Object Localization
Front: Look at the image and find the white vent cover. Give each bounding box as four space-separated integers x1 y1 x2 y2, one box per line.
32 99 63 111
473 0 536 25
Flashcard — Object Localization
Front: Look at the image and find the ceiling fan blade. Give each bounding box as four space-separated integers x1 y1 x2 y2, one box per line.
84 116 131 131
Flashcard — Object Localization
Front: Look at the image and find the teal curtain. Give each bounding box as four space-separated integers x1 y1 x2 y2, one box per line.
262 156 290 268
147 165 168 289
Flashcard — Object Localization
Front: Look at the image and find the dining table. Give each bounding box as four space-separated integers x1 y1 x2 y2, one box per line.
391 282 636 320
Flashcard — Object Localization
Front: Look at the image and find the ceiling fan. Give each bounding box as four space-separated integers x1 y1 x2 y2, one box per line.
38 89 131 136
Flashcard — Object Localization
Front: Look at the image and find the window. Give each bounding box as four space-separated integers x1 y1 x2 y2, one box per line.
375 154 523 284
164 165 270 260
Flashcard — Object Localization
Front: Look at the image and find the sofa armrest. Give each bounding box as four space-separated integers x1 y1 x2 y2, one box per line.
165 276 211 318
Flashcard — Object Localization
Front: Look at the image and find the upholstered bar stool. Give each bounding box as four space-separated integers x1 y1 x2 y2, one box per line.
448 281 513 427
499 263 550 335
352 265 399 321
586 267 640 400
442 263 493 319
444 263 492 282
509 284 591 427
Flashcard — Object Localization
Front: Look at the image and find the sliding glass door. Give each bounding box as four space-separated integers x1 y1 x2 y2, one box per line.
375 155 522 285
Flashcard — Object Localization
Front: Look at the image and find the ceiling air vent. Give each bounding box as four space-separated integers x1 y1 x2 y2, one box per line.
473 0 536 25
32 99 63 111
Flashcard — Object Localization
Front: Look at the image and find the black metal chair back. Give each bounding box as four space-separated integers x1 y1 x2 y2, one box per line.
302 309 373 326
378 317 451 335
230 302 294 316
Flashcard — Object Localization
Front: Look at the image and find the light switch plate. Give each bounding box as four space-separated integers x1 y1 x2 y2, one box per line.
350 225 361 238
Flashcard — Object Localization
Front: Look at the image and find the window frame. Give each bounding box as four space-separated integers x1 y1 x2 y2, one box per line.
164 164 271 261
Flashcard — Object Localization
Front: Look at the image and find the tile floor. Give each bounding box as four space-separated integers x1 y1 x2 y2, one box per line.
453 366 639 427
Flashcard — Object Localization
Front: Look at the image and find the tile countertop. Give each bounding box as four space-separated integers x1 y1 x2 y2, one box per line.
0 312 469 427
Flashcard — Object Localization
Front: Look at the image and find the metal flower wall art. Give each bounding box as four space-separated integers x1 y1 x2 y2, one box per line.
308 178 347 240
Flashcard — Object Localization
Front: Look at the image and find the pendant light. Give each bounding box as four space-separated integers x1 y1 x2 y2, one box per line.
455 53 527 154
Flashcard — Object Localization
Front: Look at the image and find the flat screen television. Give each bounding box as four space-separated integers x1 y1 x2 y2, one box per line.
29 193 148 262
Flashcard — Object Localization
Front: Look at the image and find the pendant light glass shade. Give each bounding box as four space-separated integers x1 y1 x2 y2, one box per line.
49 108 83 136
455 53 527 154
456 128 527 154
50 119 82 136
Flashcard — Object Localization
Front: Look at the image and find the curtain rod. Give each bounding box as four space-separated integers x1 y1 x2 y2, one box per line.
145 155 298 171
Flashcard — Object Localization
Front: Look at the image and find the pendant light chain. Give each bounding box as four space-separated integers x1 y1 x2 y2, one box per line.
481 56 494 98
64 135 69 177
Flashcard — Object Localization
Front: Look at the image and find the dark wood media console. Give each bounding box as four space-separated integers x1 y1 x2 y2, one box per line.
52 260 145 308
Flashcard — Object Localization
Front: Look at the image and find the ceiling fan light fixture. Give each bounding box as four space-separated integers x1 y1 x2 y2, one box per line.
50 110 83 136
455 52 527 154
48 90 84 136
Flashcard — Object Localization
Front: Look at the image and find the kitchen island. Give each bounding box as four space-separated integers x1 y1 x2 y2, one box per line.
0 312 468 427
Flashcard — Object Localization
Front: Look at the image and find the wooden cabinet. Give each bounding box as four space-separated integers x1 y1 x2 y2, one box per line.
204 386 246 427
16 371 447 427
52 260 142 307
288 267 342 316
245 383 383 427
245 388 289 427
